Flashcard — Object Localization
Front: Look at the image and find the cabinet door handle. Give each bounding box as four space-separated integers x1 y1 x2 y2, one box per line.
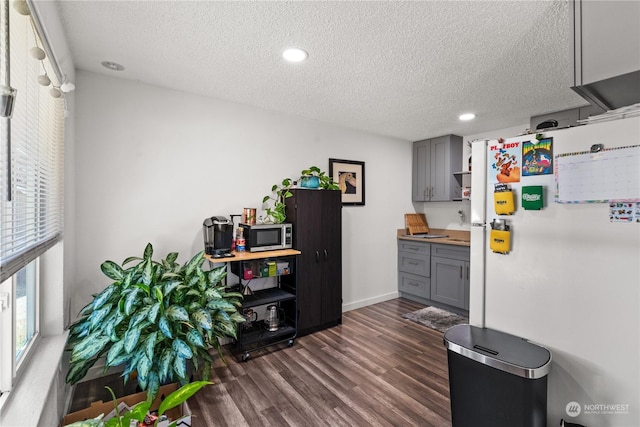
467 265 469 281
315 251 320 262
323 249 328 261
424 189 427 199
460 266 463 278
408 281 419 287
408 260 419 265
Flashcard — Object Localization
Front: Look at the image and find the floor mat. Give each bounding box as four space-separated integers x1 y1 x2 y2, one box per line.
402 305 468 333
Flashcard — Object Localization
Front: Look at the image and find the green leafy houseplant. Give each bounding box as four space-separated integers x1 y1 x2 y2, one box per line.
262 178 292 223
261 167 338 223
65 243 244 401
65 381 211 427
300 166 340 190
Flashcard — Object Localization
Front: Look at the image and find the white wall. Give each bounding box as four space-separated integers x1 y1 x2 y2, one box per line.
72 70 414 319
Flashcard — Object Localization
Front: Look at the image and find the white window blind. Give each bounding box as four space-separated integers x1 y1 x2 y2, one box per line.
0 1 64 283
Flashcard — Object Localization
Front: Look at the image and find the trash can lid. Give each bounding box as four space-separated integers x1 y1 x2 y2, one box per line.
444 324 551 379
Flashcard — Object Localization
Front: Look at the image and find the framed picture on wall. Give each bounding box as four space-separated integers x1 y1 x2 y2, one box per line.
329 158 365 206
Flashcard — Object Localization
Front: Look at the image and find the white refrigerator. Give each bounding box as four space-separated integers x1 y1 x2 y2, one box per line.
467 115 640 426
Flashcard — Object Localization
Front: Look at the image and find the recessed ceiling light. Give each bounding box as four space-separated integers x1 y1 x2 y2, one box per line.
459 113 476 121
101 61 125 71
282 48 308 63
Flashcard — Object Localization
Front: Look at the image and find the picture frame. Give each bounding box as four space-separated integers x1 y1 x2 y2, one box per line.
329 158 365 206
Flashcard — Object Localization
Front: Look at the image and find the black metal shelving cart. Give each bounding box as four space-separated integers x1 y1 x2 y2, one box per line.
207 249 300 362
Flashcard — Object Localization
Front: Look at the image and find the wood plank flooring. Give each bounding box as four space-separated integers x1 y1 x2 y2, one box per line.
189 298 452 426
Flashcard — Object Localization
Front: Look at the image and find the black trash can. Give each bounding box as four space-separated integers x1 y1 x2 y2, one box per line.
444 324 552 427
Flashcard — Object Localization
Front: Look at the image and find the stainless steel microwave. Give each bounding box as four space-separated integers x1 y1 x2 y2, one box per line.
241 223 292 252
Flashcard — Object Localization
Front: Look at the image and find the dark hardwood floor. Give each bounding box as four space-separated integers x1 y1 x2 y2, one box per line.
68 298 452 426
189 298 452 426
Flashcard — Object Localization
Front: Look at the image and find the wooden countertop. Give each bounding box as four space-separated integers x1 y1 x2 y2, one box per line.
397 228 470 247
205 248 301 264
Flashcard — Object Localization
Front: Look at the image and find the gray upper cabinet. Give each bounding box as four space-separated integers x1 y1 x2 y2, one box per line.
412 134 463 202
572 0 640 110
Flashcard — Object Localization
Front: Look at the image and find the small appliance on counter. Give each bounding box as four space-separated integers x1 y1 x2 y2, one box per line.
203 215 235 258
241 223 292 252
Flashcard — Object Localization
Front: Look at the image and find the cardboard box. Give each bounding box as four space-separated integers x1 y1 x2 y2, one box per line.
62 383 192 426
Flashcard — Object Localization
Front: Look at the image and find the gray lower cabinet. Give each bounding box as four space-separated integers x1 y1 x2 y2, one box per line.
431 244 470 310
398 240 469 313
431 257 468 310
399 272 430 299
398 240 430 300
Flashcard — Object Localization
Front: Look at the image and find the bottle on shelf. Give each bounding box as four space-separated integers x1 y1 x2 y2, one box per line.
236 227 245 252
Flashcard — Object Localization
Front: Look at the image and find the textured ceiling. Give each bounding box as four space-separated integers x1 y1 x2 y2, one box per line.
55 0 587 141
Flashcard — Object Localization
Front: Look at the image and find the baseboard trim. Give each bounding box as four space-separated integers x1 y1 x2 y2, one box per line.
342 291 399 312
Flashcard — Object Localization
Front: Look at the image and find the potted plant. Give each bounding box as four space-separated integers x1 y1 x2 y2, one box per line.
262 178 292 223
261 168 339 223
299 166 340 190
65 243 244 401
64 380 211 427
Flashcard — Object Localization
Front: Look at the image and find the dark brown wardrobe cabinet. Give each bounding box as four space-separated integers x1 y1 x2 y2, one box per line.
285 188 342 335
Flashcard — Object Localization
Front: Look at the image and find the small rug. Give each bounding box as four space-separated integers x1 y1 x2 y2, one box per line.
402 306 468 333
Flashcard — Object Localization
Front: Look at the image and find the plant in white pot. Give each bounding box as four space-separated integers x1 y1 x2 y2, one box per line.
65 243 244 401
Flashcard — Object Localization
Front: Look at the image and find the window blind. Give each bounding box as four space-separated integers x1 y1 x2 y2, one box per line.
0 2 64 283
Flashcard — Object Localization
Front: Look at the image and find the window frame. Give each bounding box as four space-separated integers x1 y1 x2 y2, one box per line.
0 259 40 396
14 258 39 373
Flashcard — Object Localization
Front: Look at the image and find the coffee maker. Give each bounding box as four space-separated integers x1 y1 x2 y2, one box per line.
203 216 234 258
